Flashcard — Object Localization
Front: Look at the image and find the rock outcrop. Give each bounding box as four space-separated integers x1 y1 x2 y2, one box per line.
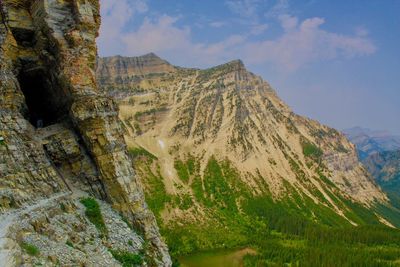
97 53 176 81
96 53 177 99
0 1 170 266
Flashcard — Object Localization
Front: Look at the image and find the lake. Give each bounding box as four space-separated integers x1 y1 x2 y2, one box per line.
178 248 256 267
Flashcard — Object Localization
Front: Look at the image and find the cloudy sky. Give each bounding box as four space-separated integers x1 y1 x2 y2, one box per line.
97 0 400 135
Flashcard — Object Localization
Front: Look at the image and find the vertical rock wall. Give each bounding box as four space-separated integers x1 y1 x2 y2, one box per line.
0 0 171 265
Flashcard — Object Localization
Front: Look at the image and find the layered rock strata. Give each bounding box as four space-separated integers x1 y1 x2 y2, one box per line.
96 55 390 226
0 0 170 265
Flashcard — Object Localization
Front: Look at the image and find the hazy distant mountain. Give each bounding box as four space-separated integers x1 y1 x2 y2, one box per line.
343 127 400 159
344 127 400 203
363 150 400 192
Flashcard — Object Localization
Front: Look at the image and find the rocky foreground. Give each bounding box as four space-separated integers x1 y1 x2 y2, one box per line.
0 0 170 266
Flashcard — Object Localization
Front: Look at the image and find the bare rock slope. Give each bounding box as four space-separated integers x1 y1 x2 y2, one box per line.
96 54 397 229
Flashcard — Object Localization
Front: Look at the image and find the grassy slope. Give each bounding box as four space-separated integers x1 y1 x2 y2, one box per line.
130 148 400 266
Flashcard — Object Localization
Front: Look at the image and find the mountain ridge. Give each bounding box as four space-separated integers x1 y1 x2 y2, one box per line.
96 53 393 225
344 127 400 207
94 55 400 263
344 127 400 159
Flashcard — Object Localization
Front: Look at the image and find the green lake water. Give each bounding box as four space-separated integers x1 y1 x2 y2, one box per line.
179 248 256 267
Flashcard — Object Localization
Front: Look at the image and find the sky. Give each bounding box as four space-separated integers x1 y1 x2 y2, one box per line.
97 0 400 135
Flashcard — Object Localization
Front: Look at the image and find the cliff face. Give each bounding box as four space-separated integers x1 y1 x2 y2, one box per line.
97 53 176 80
96 54 395 231
96 53 177 99
0 1 170 266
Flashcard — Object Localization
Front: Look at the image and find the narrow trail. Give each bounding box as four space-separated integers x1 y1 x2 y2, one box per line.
0 192 71 266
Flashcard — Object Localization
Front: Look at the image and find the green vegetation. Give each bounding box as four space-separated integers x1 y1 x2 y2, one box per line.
59 202 66 212
80 198 107 236
201 157 250 210
21 242 40 256
120 214 134 230
129 147 157 162
140 165 171 218
243 225 400 267
176 194 193 210
163 220 250 256
66 240 74 248
134 153 400 266
110 250 143 267
174 160 190 183
301 140 323 160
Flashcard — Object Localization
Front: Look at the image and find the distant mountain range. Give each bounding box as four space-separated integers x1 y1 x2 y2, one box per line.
343 127 400 159
363 150 400 191
344 127 400 204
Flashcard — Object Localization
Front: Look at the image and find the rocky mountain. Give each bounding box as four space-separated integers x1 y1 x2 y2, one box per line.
344 127 400 201
96 54 400 255
344 127 400 159
363 150 400 193
97 54 177 99
0 1 170 266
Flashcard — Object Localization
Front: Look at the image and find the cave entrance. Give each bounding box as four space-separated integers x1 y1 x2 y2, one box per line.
17 65 70 128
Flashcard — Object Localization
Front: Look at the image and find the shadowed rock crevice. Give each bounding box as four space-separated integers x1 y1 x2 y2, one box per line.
10 27 35 48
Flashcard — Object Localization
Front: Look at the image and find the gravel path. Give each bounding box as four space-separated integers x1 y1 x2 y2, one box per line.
0 192 70 266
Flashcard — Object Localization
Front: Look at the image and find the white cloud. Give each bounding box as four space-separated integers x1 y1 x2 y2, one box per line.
119 15 245 66
265 0 290 18
355 26 369 37
242 17 376 70
98 1 376 71
98 0 148 55
225 0 262 18
122 15 193 56
250 24 269 35
278 14 298 31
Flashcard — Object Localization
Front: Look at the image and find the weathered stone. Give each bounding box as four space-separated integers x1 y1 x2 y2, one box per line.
0 0 171 265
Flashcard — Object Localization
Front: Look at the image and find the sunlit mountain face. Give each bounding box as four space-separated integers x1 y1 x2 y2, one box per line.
95 53 400 266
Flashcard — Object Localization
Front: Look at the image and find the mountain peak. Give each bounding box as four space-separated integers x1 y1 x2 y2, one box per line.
226 59 245 66
200 59 247 76
97 53 176 79
142 52 162 59
215 59 245 70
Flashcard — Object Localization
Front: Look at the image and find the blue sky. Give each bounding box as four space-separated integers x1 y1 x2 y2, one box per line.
97 0 400 135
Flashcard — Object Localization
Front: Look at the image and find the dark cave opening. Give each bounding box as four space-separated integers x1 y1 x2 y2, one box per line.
11 28 36 48
17 66 70 128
